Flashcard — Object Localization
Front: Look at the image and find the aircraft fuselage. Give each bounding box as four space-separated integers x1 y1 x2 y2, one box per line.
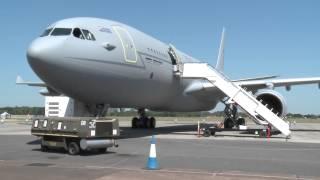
27 17 221 111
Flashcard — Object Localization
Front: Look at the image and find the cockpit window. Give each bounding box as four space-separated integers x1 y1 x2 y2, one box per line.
51 28 72 36
40 28 53 37
82 29 96 41
73 28 85 39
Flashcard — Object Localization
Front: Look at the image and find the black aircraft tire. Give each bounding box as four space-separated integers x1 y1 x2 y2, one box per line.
224 118 234 129
150 117 156 129
68 142 80 155
144 117 151 128
132 117 138 128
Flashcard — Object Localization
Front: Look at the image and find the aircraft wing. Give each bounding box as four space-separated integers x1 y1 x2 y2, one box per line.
234 77 320 91
184 77 320 100
232 75 279 82
16 75 46 87
16 75 61 96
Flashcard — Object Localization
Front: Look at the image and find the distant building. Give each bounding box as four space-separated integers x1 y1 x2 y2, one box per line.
1 112 11 119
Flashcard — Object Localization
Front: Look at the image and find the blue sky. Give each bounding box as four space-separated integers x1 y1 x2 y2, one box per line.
1 0 320 114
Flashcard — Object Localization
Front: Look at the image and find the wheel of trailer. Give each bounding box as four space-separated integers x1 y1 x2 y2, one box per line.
98 148 107 153
224 118 234 129
68 142 80 155
132 117 138 128
203 129 211 137
150 117 156 129
259 130 267 138
210 130 216 136
41 144 48 152
236 117 245 127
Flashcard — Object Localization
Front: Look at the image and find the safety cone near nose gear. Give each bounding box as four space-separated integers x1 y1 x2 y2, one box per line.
146 135 159 170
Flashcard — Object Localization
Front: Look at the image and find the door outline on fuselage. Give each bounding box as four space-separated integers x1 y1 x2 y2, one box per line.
112 26 138 63
168 44 183 74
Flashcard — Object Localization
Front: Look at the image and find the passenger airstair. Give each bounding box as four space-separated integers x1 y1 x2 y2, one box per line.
181 63 291 137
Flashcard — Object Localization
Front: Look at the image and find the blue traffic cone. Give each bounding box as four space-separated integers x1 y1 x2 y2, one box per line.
146 135 159 170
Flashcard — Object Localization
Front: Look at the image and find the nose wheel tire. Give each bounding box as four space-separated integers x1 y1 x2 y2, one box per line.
150 117 156 129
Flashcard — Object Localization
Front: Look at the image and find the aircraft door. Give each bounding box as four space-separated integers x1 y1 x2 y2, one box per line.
168 44 183 75
113 26 137 63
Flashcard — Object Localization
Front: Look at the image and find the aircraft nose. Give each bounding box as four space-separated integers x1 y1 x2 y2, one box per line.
27 42 42 60
27 37 64 74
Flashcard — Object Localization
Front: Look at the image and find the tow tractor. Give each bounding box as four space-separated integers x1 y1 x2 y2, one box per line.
31 117 119 155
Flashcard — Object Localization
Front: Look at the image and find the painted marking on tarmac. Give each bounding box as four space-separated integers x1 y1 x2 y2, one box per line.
108 157 131 167
108 150 140 167
85 165 212 175
86 165 106 169
83 166 305 179
215 172 300 180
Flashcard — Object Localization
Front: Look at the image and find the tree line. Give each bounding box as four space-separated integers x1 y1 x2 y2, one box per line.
0 106 44 115
0 106 319 118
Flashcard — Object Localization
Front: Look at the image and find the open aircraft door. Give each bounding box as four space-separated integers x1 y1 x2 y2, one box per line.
168 44 183 75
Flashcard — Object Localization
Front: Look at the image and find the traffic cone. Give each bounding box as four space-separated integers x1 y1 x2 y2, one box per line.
146 135 159 170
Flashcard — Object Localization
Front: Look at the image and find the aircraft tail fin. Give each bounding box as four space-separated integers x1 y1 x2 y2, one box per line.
215 28 225 72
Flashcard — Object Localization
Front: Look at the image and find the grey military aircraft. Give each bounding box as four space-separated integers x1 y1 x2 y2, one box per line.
18 17 320 129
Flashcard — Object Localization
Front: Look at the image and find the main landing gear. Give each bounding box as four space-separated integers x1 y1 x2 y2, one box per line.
223 104 246 129
131 109 156 129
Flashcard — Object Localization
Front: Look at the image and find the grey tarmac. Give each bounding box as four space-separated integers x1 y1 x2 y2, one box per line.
0 122 320 179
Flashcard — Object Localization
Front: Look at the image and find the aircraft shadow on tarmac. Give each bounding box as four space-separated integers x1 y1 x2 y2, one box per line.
30 147 116 156
118 124 281 139
27 139 116 156
27 139 41 145
26 124 200 155
26 123 290 144
214 133 284 139
291 129 320 132
25 124 295 156
118 124 199 139
25 124 200 144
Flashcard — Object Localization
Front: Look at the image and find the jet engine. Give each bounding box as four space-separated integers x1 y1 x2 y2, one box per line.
255 90 287 118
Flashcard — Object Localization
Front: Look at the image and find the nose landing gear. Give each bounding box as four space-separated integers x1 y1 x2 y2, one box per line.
131 109 156 129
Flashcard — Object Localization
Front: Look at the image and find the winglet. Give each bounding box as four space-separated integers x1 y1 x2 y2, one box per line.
215 27 225 72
